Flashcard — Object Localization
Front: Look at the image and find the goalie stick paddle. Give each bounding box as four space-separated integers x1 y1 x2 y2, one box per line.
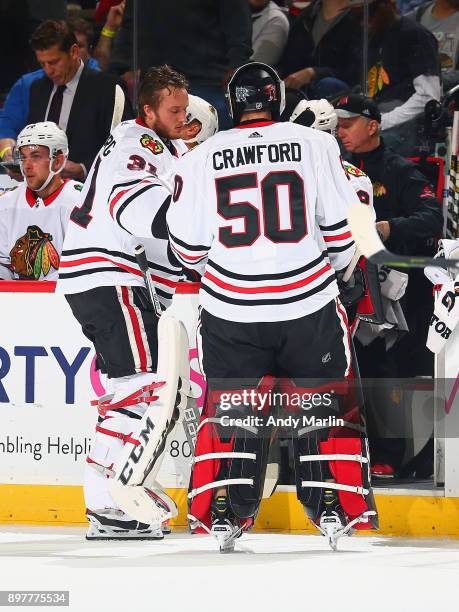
134 244 163 317
347 203 459 271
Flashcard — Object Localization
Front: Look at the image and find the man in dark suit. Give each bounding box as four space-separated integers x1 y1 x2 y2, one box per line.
26 20 133 181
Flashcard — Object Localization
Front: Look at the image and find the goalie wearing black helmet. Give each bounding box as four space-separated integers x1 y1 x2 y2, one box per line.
167 62 378 552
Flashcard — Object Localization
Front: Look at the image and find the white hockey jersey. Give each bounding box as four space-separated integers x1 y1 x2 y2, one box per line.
167 120 360 323
342 160 373 209
0 180 80 281
58 119 186 303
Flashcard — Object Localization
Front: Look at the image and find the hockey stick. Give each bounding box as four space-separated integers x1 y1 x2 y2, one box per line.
347 203 459 271
111 84 126 131
134 244 163 317
342 247 361 283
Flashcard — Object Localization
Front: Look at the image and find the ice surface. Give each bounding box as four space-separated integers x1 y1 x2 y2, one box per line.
1 526 458 611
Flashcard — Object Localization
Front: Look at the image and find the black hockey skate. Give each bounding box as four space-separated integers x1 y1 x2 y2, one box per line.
86 508 164 541
210 495 242 553
318 489 348 551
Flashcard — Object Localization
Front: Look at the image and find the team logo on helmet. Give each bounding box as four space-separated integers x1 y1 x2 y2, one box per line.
263 84 277 101
9 225 59 280
140 134 164 154
235 86 251 103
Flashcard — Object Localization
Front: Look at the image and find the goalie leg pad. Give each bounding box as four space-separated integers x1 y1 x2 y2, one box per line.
85 400 144 511
109 315 191 523
292 380 378 531
188 377 275 530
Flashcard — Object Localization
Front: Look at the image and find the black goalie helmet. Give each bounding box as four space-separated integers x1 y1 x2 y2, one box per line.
226 62 286 125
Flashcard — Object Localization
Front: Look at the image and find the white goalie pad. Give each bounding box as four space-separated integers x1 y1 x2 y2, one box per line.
109 314 191 524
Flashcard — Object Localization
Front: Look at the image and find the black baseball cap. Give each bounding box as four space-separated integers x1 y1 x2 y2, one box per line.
334 94 381 123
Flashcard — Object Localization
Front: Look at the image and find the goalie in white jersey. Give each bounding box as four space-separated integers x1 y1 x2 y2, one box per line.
57 66 192 540
167 62 378 552
0 122 78 281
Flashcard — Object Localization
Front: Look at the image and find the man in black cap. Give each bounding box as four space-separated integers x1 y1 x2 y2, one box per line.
335 93 442 260
336 92 443 476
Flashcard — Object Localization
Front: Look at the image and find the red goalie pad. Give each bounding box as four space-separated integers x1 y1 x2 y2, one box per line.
188 414 235 531
188 376 276 531
320 436 373 530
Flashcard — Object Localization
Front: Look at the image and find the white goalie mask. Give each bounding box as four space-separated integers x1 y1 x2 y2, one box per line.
290 98 338 133
183 95 219 145
16 122 69 191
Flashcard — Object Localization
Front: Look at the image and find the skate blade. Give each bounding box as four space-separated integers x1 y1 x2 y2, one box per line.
86 531 164 541
212 524 242 553
319 516 346 551
318 510 377 550
86 534 164 541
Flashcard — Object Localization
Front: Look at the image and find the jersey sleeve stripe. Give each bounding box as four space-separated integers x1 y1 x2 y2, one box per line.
168 227 212 252
61 246 181 275
170 243 208 264
322 231 352 243
203 263 332 294
319 220 348 231
109 179 152 218
60 255 180 288
327 241 355 253
108 178 144 200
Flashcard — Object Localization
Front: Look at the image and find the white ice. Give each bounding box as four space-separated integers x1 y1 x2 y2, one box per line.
1 526 458 611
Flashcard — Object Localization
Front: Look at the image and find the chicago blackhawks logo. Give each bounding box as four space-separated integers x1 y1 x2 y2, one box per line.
9 225 59 280
368 62 390 98
344 163 366 178
372 181 387 197
140 134 164 154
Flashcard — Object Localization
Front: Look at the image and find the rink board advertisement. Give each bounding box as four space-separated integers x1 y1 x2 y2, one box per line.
0 282 204 489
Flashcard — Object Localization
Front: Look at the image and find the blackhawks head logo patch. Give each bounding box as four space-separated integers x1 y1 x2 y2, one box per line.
140 134 164 154
9 225 59 280
344 163 366 178
372 181 387 197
